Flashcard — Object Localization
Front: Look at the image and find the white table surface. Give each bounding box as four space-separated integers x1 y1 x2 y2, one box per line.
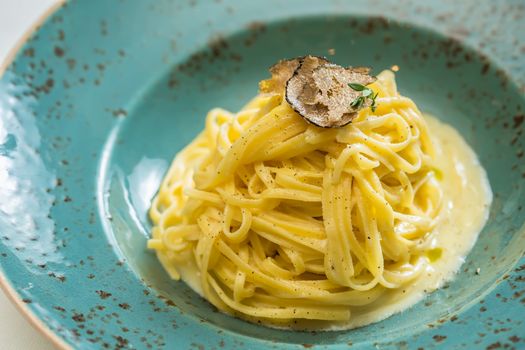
0 1 60 349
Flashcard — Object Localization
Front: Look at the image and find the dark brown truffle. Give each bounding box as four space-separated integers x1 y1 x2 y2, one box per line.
285 57 376 128
259 58 301 95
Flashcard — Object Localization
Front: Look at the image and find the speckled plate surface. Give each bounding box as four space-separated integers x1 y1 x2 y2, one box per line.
0 1 524 349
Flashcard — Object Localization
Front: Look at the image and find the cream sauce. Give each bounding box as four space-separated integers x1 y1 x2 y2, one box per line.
161 114 492 330
326 114 492 330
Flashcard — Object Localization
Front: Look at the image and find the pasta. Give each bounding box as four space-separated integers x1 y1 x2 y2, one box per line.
147 70 446 325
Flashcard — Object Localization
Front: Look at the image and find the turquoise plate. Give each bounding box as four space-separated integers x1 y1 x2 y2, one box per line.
0 0 524 349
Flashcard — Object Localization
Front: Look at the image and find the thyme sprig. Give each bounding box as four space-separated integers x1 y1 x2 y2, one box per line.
348 83 378 112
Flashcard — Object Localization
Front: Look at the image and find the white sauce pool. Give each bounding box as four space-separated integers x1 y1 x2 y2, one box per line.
163 114 492 330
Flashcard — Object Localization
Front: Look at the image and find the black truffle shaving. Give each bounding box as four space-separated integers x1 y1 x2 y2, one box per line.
259 58 301 95
285 56 376 128
259 56 330 95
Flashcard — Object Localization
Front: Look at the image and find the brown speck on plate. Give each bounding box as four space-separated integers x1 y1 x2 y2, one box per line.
118 303 131 310
96 290 112 299
54 46 65 57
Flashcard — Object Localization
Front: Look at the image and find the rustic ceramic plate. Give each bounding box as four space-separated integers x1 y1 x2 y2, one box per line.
0 0 524 349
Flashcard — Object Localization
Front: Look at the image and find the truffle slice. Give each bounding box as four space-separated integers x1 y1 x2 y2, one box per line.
259 58 301 95
259 56 329 95
286 60 376 128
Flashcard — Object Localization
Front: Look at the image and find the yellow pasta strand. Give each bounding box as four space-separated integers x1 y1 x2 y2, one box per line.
148 70 442 325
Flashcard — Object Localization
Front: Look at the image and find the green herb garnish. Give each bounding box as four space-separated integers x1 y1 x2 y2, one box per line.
350 95 365 109
348 83 378 112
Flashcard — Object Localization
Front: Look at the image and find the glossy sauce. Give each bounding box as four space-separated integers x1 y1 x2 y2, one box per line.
330 114 492 329
164 114 492 330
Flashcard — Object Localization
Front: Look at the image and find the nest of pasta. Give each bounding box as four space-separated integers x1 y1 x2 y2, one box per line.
148 66 442 327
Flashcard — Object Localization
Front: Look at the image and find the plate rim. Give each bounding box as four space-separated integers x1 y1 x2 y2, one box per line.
0 1 71 348
0 1 523 349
